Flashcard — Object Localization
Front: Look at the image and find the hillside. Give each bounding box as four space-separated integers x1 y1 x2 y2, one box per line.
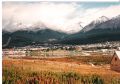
2 29 68 48
61 15 120 44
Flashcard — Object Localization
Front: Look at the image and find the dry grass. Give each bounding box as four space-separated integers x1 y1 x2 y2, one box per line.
2 55 120 84
3 57 120 75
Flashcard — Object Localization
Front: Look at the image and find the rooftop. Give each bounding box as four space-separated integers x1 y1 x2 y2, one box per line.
115 51 120 59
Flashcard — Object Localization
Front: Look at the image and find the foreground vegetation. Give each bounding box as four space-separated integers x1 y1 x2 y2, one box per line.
3 66 120 84
2 53 120 84
3 66 104 84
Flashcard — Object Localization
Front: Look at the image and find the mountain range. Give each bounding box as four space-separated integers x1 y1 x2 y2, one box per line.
60 15 120 44
2 29 67 48
2 15 120 48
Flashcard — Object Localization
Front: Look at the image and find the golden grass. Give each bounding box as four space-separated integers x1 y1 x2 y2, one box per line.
2 56 120 84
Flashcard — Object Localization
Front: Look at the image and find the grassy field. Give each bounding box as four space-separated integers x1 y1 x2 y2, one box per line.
22 55 112 65
2 51 120 84
3 66 105 84
2 54 120 84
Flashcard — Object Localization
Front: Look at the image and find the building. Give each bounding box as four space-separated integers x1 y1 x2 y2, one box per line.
110 51 120 72
117 47 120 50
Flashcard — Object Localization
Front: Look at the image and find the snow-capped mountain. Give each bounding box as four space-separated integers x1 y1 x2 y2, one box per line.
82 15 120 32
94 16 109 24
2 15 120 47
82 16 109 32
61 15 120 44
94 15 120 30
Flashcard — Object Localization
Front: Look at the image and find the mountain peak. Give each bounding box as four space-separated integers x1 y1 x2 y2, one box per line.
82 16 112 32
93 16 109 24
98 16 109 21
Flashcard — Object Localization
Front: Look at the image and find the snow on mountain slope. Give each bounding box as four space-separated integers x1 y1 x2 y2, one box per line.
82 16 109 32
82 15 120 32
96 15 120 30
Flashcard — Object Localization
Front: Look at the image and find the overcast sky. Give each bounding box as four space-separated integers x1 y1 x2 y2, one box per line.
2 2 120 33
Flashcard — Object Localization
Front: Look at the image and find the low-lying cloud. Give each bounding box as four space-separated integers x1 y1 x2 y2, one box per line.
2 2 120 33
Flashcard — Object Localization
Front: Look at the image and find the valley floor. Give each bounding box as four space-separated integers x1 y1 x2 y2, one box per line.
2 57 120 84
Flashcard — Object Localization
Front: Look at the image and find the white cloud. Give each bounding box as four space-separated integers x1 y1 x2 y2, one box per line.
2 2 120 33
79 5 120 26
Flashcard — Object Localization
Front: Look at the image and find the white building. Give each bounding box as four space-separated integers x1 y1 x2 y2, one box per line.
117 47 120 50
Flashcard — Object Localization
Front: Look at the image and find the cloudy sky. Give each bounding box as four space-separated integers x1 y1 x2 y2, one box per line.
2 2 120 33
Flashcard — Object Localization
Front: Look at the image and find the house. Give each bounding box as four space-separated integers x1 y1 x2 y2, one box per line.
117 47 120 50
110 51 120 72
